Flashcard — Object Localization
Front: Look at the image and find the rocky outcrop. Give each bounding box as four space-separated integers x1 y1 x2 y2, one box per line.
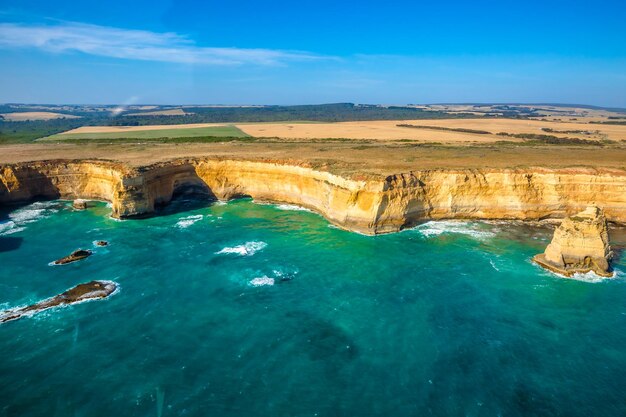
0 280 117 323
53 249 92 265
534 206 613 277
95 241 108 247
73 199 88 209
1 159 626 234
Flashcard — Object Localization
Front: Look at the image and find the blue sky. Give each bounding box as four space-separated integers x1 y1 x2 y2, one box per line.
1 0 625 106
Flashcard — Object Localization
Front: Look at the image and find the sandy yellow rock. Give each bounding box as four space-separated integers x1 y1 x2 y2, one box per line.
534 206 613 277
1 159 626 235
73 199 88 209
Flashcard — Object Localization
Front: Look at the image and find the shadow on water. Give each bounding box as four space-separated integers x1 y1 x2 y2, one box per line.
152 181 253 218
0 236 22 253
154 182 218 216
0 206 21 252
0 188 66 252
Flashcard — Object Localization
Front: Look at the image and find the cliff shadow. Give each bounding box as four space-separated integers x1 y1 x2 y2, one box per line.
0 236 22 253
153 179 220 217
0 166 61 249
609 226 626 268
0 166 62 204
0 210 22 253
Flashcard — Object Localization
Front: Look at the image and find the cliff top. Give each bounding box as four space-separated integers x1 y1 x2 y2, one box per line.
0 141 625 178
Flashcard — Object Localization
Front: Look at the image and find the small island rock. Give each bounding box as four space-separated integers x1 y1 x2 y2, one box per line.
0 280 117 323
53 249 92 265
533 206 613 277
95 240 109 247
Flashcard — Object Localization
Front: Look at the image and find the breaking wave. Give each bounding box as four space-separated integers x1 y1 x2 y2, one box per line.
176 214 204 228
254 200 311 212
567 271 614 283
275 204 311 212
413 221 495 240
215 241 267 256
0 201 59 236
249 276 275 287
539 265 621 283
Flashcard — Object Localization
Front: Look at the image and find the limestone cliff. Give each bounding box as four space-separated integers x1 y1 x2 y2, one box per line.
0 161 127 205
1 159 626 235
533 206 613 277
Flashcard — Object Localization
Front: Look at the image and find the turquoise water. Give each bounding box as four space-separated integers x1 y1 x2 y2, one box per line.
1 198 625 417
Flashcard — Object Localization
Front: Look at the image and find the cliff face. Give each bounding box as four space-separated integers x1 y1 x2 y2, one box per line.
374 169 626 233
533 206 613 277
0 161 126 206
1 159 626 234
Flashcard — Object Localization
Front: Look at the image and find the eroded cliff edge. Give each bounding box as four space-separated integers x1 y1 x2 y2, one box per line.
1 159 625 234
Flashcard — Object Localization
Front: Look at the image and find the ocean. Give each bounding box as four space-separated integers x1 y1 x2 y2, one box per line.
1 198 625 417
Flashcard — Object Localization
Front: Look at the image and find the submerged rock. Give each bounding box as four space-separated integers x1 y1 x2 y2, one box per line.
0 280 117 323
53 249 92 265
73 199 88 210
95 240 109 247
533 206 613 277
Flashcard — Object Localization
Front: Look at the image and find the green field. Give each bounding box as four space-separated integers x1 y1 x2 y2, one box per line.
41 125 250 140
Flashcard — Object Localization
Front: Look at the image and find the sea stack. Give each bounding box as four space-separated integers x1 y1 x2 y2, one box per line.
533 206 613 277
73 199 88 210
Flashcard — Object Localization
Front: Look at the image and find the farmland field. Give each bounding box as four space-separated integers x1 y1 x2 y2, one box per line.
41 118 626 144
235 119 626 142
42 125 249 140
0 112 81 121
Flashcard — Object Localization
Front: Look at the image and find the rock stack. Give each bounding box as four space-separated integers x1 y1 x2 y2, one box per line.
533 206 613 277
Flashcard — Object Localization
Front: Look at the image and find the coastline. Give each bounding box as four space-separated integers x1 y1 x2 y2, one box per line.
2 158 626 235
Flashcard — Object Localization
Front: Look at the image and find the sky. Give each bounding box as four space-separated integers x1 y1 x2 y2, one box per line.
1 0 625 107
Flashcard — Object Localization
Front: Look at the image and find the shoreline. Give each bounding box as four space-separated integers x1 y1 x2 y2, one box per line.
2 158 626 235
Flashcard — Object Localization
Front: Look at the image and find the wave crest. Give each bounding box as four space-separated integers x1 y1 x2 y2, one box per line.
249 276 275 286
0 201 60 236
216 241 267 256
275 204 311 212
176 214 203 228
414 221 495 239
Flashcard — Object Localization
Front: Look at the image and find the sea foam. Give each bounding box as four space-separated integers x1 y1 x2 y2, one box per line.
176 214 204 228
249 276 275 287
275 204 311 212
567 271 613 283
489 259 500 272
254 200 311 212
215 241 267 256
414 221 495 240
0 201 59 236
538 264 617 283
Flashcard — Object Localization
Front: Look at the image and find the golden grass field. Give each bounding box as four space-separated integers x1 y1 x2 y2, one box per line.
2 141 625 177
54 118 626 143
1 112 81 121
236 119 626 142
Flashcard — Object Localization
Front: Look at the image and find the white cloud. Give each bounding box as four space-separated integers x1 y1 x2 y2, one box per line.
0 21 330 65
